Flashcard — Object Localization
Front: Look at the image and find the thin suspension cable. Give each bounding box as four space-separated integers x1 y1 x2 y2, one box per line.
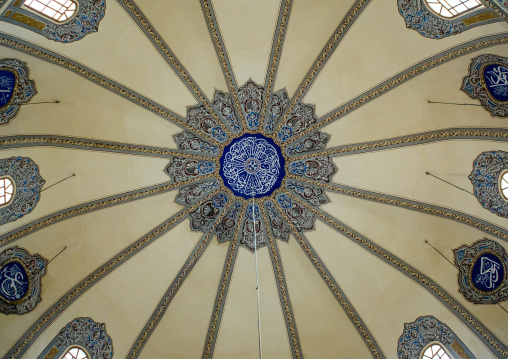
251 141 263 359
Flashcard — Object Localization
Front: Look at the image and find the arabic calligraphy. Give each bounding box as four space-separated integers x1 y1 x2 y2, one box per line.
484 64 508 102
472 253 504 292
0 70 16 108
0 261 29 302
220 134 285 199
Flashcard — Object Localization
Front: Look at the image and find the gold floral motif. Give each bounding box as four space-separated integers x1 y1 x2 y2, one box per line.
291 129 508 160
260 0 292 122
10 13 45 30
201 0 245 130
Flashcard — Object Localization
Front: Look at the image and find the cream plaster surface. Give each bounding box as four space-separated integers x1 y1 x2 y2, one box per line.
334 140 508 229
0 46 183 147
305 2 508 117
134 0 228 99
0 0 197 116
322 45 508 148
137 236 228 359
306 220 498 359
213 246 292 359
277 234 375 358
212 0 280 87
0 190 180 357
21 219 201 359
322 192 508 345
273 0 357 97
0 147 172 235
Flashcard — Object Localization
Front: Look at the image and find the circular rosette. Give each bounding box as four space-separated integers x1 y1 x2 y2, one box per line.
220 134 285 199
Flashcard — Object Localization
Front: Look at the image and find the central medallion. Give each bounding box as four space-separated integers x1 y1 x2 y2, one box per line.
220 133 285 199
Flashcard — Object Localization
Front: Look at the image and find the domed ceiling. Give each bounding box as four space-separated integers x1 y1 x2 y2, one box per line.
1 0 508 358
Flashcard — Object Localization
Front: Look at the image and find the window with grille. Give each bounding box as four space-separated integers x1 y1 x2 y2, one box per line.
61 347 89 359
501 171 508 201
0 177 14 206
421 344 451 359
23 0 77 22
425 0 483 18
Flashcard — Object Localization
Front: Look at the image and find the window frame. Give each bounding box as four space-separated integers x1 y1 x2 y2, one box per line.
0 175 16 207
421 342 454 359
423 0 485 19
499 169 508 201
58 345 90 359
21 0 79 24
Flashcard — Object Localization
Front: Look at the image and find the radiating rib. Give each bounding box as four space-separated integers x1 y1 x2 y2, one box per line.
0 34 222 147
2 192 220 359
200 0 245 130
260 0 293 125
126 207 229 359
288 128 508 160
261 204 302 359
0 134 216 158
285 191 508 358
284 33 508 147
273 0 372 136
289 176 508 242
117 0 235 137
0 176 218 248
274 198 385 359
202 202 245 359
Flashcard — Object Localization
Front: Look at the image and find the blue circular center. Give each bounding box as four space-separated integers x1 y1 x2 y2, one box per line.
220 134 285 199
0 70 16 109
484 64 508 102
0 261 29 302
471 252 504 292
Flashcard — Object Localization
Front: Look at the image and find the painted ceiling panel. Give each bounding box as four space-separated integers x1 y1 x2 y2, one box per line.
212 0 280 86
304 0 508 117
305 220 499 359
136 239 229 359
322 45 508 148
0 191 180 357
0 46 183 148
0 0 197 115
22 219 201 359
213 247 292 359
334 140 508 228
321 192 508 344
132 0 228 99
0 148 172 235
273 0 357 97
277 234 375 359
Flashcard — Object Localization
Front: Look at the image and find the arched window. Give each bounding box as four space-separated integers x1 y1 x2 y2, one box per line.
425 0 483 18
422 343 451 359
0 176 14 206
23 0 77 22
500 171 508 201
61 346 89 359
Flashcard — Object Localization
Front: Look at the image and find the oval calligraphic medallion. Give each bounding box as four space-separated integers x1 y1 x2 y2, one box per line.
0 70 16 109
0 261 29 302
220 134 285 199
483 64 508 102
471 252 505 293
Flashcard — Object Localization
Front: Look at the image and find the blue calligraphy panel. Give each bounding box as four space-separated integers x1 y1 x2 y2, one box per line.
472 253 504 292
0 70 16 109
220 134 285 199
0 261 29 302
484 64 508 102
